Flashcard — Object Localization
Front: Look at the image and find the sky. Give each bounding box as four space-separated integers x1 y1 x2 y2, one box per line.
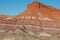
0 0 60 16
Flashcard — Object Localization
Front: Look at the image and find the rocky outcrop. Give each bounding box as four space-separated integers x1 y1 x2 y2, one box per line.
0 2 60 34
15 2 60 34
0 1 60 40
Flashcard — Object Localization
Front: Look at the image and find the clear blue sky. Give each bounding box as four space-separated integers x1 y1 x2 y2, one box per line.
0 0 60 16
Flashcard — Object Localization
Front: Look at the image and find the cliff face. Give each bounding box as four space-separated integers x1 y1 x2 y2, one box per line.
16 2 60 21
0 2 60 34
0 2 60 40
15 2 60 34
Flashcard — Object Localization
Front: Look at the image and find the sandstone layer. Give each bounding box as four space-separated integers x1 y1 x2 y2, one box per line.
0 2 60 40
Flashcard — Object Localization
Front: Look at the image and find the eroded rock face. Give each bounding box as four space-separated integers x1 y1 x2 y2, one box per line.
0 1 60 40
0 2 60 33
15 2 60 34
0 2 60 34
16 2 60 21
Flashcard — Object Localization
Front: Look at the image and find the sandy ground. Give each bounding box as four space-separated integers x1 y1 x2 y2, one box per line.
0 30 60 40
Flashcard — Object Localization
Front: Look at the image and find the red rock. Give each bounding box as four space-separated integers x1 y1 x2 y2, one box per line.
0 2 60 34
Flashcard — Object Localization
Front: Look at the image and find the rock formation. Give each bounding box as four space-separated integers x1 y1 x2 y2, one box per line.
0 2 60 34
0 1 60 40
16 2 60 34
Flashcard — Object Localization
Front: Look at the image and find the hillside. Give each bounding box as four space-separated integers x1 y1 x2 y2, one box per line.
0 2 60 40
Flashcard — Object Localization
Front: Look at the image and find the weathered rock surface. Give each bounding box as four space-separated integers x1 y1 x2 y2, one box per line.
0 1 60 40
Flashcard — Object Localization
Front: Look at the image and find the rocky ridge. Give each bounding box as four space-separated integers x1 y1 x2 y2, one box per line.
0 2 60 34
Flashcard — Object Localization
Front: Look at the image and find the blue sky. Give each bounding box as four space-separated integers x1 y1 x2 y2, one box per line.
0 0 60 16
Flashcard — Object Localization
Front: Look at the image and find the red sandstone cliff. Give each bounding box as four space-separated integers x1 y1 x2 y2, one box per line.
16 2 60 22
0 2 60 34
